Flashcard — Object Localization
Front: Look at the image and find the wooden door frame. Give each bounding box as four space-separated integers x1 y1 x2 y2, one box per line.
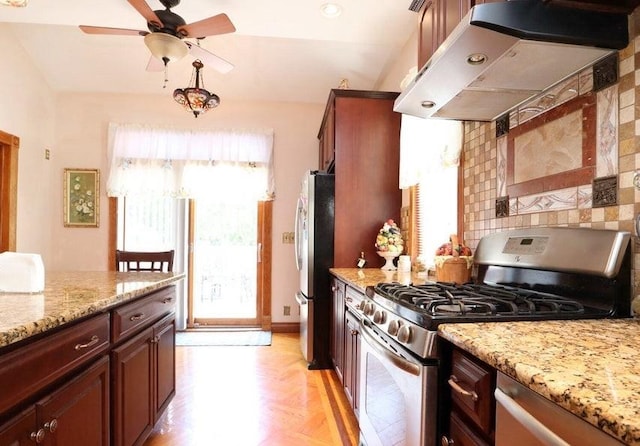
0 130 19 252
186 200 272 330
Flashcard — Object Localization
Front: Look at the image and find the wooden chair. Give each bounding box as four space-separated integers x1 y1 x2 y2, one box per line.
115 250 175 272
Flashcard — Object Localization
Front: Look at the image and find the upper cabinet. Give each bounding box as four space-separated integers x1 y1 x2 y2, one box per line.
419 0 504 68
318 89 402 267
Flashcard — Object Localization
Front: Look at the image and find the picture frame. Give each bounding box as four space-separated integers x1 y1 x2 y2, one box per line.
63 168 100 227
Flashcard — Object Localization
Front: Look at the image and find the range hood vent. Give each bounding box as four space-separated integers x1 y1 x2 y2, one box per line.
394 0 629 122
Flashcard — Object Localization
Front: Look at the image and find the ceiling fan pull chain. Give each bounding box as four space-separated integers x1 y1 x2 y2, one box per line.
162 56 169 89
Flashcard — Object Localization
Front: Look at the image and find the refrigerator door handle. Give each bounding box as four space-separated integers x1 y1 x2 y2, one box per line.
295 292 308 306
294 196 304 271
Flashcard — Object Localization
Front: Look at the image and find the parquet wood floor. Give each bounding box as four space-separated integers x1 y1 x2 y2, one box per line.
144 333 359 446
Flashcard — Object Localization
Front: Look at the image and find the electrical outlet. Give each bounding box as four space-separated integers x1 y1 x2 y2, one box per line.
44 149 50 160
283 305 291 316
282 232 295 244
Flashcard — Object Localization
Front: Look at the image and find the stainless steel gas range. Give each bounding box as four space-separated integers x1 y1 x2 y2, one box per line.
357 227 632 446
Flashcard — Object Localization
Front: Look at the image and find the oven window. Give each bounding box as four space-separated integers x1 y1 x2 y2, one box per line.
364 354 407 445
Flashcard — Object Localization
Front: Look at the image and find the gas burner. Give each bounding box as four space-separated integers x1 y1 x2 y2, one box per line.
375 281 586 318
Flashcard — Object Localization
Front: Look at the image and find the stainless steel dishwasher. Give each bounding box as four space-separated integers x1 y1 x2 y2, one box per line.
495 372 624 445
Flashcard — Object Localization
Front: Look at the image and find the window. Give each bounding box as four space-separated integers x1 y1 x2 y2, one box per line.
399 115 462 270
413 165 459 269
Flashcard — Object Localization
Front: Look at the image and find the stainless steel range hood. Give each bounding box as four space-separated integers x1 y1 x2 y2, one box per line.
394 0 629 122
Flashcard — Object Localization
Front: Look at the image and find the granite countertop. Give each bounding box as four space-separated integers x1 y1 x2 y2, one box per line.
0 271 185 349
329 267 431 292
439 320 640 445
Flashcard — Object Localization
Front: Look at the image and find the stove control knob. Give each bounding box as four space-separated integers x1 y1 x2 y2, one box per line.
387 320 400 336
397 325 412 344
363 302 375 316
373 309 386 324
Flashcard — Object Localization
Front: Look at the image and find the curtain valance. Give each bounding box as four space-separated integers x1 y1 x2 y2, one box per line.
106 123 275 201
399 115 463 189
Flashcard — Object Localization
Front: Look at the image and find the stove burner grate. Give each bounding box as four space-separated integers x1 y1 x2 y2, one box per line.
374 282 585 318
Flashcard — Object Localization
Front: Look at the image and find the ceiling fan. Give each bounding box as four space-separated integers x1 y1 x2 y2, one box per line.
79 0 235 74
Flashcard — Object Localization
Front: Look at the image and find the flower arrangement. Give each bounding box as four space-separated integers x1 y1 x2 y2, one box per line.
375 219 404 254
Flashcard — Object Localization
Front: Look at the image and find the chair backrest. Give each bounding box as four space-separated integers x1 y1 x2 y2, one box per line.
115 250 174 272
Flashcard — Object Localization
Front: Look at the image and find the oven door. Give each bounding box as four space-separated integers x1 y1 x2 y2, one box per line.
358 319 438 446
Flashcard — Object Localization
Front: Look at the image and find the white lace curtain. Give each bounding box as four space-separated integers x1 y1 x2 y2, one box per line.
399 115 463 188
106 123 275 201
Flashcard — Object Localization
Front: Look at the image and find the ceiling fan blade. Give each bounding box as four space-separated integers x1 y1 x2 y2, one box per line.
146 55 165 72
186 42 234 74
79 25 148 36
177 13 236 38
127 0 164 28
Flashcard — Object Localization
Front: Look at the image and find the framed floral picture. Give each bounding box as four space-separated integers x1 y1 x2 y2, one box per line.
63 168 99 227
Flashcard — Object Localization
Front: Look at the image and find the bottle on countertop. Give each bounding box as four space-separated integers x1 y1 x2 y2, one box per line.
356 251 367 268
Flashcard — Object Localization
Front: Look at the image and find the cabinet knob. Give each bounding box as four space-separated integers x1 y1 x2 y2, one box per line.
30 428 46 443
44 418 58 433
441 435 454 446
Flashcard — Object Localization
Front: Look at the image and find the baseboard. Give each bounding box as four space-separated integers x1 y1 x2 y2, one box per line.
271 322 300 333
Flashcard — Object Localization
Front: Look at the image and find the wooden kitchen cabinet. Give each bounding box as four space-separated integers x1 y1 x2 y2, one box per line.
319 89 402 268
330 275 364 417
343 307 361 416
112 311 175 446
330 276 346 383
441 344 496 446
418 0 504 69
0 356 110 446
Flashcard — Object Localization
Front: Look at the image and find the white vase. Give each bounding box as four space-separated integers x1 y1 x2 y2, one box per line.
377 251 400 271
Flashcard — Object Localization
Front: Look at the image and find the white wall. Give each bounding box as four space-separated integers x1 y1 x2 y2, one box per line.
2 20 416 325
0 27 57 263
50 93 324 323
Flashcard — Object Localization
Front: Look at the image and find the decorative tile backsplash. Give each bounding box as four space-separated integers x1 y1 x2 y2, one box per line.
462 9 640 301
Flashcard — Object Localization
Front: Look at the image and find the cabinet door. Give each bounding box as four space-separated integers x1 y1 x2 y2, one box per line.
330 278 345 382
343 309 361 416
154 315 176 421
418 1 436 68
0 407 38 446
447 411 491 446
38 356 110 446
112 327 154 446
319 101 335 171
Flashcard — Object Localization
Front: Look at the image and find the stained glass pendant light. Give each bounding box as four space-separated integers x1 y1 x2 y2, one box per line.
173 60 219 118
0 0 27 6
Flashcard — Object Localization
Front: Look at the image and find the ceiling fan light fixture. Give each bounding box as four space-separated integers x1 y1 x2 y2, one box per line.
173 60 220 118
144 33 188 63
0 0 27 6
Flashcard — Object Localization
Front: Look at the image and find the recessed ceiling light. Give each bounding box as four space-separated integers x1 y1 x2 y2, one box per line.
467 53 487 65
321 3 342 18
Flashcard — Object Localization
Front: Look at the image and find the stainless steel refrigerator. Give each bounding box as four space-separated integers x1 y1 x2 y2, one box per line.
294 170 334 369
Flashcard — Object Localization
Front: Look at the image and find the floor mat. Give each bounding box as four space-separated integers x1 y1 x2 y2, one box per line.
176 330 272 346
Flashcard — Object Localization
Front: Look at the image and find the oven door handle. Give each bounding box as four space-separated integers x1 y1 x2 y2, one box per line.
360 319 421 376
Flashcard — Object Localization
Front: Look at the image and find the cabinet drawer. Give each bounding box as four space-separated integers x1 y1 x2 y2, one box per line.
111 286 175 343
448 349 494 435
0 313 110 416
345 286 364 313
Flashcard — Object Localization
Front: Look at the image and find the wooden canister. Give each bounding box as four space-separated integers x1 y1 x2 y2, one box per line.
435 256 472 284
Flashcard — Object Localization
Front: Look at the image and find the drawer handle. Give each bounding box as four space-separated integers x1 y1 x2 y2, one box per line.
44 419 58 433
448 375 478 402
74 335 100 351
30 428 46 443
162 297 173 304
130 313 146 321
